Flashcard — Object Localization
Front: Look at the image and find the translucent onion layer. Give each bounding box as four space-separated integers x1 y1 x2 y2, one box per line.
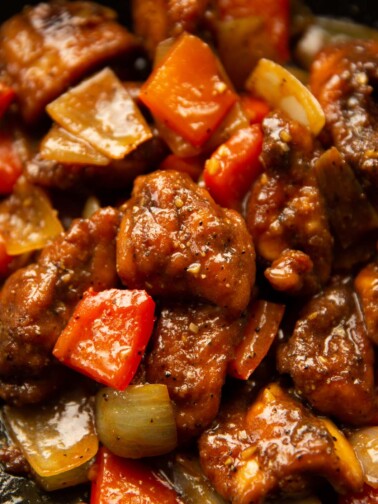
95 384 177 459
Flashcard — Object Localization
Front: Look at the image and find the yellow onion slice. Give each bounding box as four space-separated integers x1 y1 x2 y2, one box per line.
95 384 177 459
40 124 110 166
246 58 325 135
349 427 378 488
0 178 63 255
46 68 152 159
3 387 98 491
82 195 101 219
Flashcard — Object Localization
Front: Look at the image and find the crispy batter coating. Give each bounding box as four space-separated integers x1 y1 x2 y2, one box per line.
277 278 377 424
0 1 139 122
145 301 243 442
117 170 255 315
0 207 120 405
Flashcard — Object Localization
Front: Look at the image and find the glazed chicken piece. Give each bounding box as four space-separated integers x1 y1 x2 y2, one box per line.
355 260 378 345
0 1 139 123
199 383 363 504
310 40 378 205
0 207 120 405
246 112 333 295
277 278 377 425
145 302 243 442
314 147 378 252
117 170 255 315
132 0 210 57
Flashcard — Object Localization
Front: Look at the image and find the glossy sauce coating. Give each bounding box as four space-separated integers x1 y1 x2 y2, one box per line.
0 1 138 123
199 383 363 503
117 170 255 315
0 207 120 405
246 112 333 295
145 302 243 442
277 278 377 424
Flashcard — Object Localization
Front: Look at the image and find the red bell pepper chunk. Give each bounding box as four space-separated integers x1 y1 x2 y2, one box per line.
240 94 270 124
53 288 155 390
216 0 290 62
0 131 23 195
90 447 182 504
0 83 15 119
338 484 378 504
228 300 285 380
203 124 263 209
139 33 238 147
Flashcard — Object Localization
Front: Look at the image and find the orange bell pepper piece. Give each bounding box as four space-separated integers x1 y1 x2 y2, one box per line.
140 33 238 147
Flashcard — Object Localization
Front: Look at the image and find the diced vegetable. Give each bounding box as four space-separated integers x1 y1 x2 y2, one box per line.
240 94 270 124
90 447 182 504
156 101 249 158
0 131 23 194
82 196 101 219
215 16 268 88
0 177 63 255
95 384 177 458
0 82 15 118
228 300 285 380
205 101 250 153
159 154 204 181
3 387 98 491
172 453 227 504
155 118 202 158
40 124 110 166
349 427 378 488
246 58 325 135
53 288 155 390
204 125 263 209
140 33 238 147
46 68 152 159
215 0 290 63
322 418 365 492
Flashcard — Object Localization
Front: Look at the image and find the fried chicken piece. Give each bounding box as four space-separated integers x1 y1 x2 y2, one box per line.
0 207 120 405
199 383 363 504
0 1 139 122
277 278 377 424
246 112 333 296
117 170 255 315
145 301 243 442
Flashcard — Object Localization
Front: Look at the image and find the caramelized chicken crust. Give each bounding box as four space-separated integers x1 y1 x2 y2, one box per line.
145 302 243 442
199 383 363 504
246 112 333 296
117 170 255 315
0 207 120 405
277 277 377 425
0 1 138 122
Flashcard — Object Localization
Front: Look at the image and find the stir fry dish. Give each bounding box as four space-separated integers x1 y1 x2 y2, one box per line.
1 1 378 503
